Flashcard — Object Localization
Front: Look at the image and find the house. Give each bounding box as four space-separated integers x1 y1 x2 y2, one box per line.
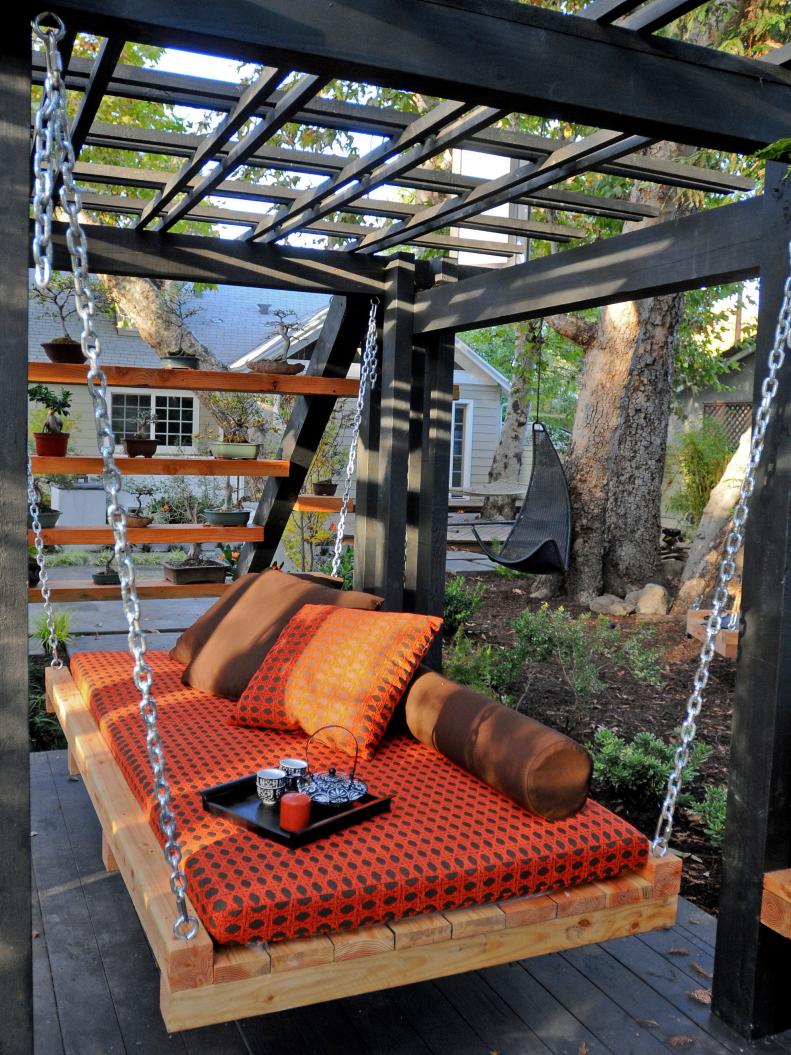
30 282 518 504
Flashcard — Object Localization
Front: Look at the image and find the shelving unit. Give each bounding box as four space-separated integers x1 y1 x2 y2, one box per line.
29 580 231 603
31 456 291 477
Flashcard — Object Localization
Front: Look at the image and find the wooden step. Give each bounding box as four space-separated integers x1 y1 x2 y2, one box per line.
29 362 359 396
29 580 231 602
31 456 290 477
28 525 266 545
686 608 739 660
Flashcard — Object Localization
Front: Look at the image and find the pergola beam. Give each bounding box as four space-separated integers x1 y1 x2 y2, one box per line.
34 55 754 196
66 36 125 161
40 0 791 154
41 219 387 294
619 0 704 32
414 196 763 334
82 123 660 222
355 130 651 254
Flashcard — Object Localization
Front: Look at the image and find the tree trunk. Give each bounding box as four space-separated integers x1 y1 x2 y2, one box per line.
672 427 750 612
481 319 540 520
603 291 683 594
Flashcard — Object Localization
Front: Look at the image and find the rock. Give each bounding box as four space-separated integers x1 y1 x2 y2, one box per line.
662 559 686 580
624 589 643 610
590 594 633 616
635 582 669 615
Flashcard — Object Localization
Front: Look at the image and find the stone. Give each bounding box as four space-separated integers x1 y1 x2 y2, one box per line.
589 594 633 616
635 582 669 615
624 589 643 611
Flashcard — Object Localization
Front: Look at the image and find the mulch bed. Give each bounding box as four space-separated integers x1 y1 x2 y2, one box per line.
449 573 735 915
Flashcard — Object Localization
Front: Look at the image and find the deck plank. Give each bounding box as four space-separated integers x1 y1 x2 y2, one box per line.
435 970 554 1054
389 981 493 1055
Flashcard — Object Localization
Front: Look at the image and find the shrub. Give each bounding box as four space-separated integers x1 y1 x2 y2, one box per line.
319 546 354 589
616 629 664 688
669 417 735 524
29 688 66 751
32 609 74 657
588 727 712 814
696 784 728 846
444 633 523 704
443 577 485 638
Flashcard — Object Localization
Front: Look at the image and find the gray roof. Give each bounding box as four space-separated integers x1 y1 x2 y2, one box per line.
28 273 329 368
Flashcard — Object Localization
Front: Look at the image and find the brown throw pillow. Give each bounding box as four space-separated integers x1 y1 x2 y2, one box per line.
171 569 382 699
404 668 592 820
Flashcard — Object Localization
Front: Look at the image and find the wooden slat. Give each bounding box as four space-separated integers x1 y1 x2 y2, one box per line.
329 925 394 961
45 666 215 992
443 904 506 939
30 456 291 477
28 361 360 395
387 914 452 949
28 525 265 545
267 936 335 973
634 851 683 897
29 580 230 602
213 944 272 984
594 875 654 907
498 894 559 929
686 608 739 659
549 882 608 918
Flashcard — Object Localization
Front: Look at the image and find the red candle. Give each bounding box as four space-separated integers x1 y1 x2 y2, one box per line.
279 792 311 832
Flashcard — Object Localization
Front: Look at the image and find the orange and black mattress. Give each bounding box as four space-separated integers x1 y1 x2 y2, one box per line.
71 650 648 945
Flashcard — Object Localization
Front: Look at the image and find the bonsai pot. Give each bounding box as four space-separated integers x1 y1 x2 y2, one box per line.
163 355 200 370
312 480 337 496
124 436 158 458
92 571 121 585
41 337 85 364
27 508 61 529
248 360 305 375
162 560 228 584
34 432 69 457
28 556 40 587
210 441 258 460
203 508 250 527
125 514 153 529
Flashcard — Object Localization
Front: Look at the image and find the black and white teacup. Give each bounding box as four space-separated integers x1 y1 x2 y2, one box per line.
256 768 287 806
279 758 308 790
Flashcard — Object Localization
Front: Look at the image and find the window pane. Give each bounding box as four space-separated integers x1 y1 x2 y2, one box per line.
154 396 195 448
111 393 150 443
450 404 465 489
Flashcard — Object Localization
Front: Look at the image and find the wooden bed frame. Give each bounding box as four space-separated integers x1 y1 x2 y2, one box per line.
46 665 681 1032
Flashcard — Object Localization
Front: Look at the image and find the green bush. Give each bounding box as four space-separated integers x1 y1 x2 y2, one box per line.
32 609 74 657
444 633 523 704
696 784 728 846
617 629 665 688
319 546 354 589
46 549 91 567
589 727 711 813
669 417 735 524
443 577 485 638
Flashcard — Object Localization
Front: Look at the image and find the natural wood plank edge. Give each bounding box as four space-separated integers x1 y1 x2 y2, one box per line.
499 894 558 929
686 609 739 659
761 870 791 939
329 925 394 961
443 903 506 939
29 581 230 603
213 944 272 984
101 831 119 874
31 456 291 478
28 526 265 545
634 851 683 897
29 361 360 396
268 936 335 973
549 882 607 918
387 914 452 949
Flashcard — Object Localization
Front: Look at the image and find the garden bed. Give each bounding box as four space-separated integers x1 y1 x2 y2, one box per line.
446 573 735 915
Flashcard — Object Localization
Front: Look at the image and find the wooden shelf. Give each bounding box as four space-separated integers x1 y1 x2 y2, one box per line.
29 362 359 396
31 456 291 477
686 608 739 660
292 495 350 514
27 525 266 545
29 580 231 602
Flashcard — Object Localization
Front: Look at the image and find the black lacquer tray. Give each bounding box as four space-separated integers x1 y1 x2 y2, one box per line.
199 774 391 848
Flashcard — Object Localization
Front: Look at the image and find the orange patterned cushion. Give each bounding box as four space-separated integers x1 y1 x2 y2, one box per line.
234 604 443 759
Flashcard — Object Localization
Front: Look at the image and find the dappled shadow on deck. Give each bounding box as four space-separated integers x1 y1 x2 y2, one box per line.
31 750 791 1055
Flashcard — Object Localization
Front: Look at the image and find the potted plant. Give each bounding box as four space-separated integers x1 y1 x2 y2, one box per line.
160 281 201 369
28 545 41 587
203 477 251 527
122 483 156 528
124 412 160 458
204 393 268 459
27 478 61 528
30 273 86 364
248 309 305 375
92 551 121 586
29 384 72 457
162 551 228 584
312 479 337 496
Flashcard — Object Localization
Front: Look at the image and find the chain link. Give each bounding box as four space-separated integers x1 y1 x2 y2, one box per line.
27 456 63 669
653 241 791 858
32 13 198 941
331 299 379 577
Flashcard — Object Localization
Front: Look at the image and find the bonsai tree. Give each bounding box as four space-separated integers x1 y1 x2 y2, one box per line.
30 477 52 512
204 391 272 445
266 308 300 358
125 481 158 516
98 551 119 578
132 411 160 439
160 281 202 362
29 384 72 434
30 273 79 342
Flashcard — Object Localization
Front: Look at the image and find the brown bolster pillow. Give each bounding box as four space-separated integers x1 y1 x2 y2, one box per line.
403 669 592 820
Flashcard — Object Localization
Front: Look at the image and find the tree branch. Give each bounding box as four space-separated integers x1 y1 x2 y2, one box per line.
546 312 597 350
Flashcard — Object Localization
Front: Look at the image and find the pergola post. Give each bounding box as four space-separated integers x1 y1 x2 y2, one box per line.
0 13 33 1055
405 262 457 664
353 255 415 608
712 161 791 1039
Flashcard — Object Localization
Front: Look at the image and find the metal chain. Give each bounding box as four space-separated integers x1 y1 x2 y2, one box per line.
32 13 198 940
331 299 379 577
653 240 791 857
27 456 63 669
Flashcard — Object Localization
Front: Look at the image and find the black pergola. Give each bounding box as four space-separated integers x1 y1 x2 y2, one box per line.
2 2 791 1050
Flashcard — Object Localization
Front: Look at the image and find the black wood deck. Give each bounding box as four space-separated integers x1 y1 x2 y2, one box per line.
30 750 791 1055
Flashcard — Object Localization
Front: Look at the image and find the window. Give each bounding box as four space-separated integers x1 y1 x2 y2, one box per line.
110 392 196 449
450 401 472 491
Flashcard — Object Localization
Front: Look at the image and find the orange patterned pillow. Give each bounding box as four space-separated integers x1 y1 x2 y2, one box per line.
233 604 442 759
